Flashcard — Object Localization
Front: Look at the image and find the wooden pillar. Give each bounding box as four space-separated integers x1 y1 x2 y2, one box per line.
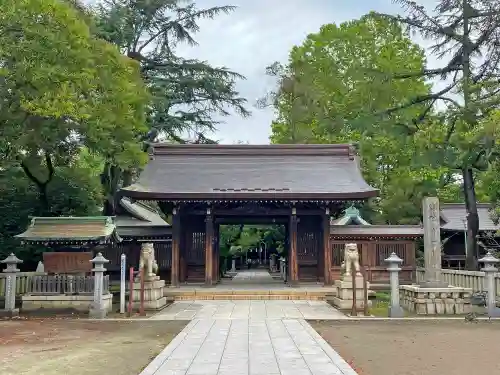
205 207 214 286
214 223 220 282
171 206 180 287
289 207 299 285
323 207 332 285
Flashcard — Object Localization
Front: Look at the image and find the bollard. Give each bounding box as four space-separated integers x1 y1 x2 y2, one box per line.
89 253 109 319
120 254 126 314
385 252 405 318
1 253 23 317
478 251 500 318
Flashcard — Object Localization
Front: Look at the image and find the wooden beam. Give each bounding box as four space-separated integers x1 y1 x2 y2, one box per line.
205 208 214 286
171 206 180 287
323 208 332 285
289 207 299 285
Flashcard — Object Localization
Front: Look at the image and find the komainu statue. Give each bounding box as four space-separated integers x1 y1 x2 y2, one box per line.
343 243 361 277
139 243 158 279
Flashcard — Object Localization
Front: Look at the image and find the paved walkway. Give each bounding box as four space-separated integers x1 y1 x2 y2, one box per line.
150 300 347 320
230 269 277 284
140 270 357 375
140 319 357 375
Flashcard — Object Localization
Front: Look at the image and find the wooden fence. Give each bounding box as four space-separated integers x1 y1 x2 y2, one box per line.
416 268 500 297
25 274 109 295
0 272 46 297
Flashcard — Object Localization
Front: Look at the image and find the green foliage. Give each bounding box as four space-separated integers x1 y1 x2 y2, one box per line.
0 0 149 214
219 225 286 259
266 13 456 224
0 152 102 263
94 0 249 141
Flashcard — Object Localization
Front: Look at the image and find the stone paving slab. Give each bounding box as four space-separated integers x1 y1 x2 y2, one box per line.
150 300 347 320
139 318 358 375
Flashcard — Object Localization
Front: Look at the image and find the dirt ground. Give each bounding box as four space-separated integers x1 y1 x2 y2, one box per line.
311 320 500 375
0 319 187 375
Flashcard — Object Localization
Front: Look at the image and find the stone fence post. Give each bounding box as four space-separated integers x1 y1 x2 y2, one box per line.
385 252 404 318
1 253 23 317
478 251 500 318
89 253 109 319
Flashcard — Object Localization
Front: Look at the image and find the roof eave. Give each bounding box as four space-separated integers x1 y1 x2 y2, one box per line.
119 189 379 201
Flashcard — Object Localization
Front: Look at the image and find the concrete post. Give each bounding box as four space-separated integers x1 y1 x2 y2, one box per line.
478 251 500 318
1 253 23 317
89 252 109 319
120 253 126 314
385 252 405 318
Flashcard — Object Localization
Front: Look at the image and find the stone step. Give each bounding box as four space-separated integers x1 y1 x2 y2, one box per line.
164 289 337 301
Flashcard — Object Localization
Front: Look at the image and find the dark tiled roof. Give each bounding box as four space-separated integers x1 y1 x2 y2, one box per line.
115 198 170 239
120 144 378 200
331 225 423 238
16 217 120 243
440 203 498 231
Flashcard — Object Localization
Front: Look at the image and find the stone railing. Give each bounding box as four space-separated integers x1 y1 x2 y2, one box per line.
0 272 47 297
26 274 109 295
416 268 500 297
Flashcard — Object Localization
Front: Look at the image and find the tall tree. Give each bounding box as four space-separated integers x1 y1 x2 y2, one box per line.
265 13 454 224
0 0 149 212
92 0 250 214
375 0 500 269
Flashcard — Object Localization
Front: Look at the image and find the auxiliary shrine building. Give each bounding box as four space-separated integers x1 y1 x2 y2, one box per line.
120 143 422 286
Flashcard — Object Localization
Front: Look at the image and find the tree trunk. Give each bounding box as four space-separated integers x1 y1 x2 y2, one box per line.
101 162 121 216
21 152 55 215
463 168 479 270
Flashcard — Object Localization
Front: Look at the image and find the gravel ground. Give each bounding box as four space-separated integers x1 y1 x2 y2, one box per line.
311 320 500 375
0 319 187 375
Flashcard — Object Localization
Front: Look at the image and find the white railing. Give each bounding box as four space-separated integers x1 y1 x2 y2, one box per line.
416 268 500 297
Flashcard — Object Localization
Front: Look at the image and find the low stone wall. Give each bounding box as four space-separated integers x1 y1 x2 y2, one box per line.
21 294 113 313
400 285 472 315
416 268 500 296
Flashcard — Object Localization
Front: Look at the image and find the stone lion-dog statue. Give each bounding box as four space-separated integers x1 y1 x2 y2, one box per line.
341 243 361 277
139 242 158 280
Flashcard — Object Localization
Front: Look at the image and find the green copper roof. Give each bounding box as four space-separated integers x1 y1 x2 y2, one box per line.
15 216 121 243
331 205 371 226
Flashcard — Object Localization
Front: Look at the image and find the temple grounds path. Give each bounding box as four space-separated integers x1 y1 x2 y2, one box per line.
311 320 500 375
0 319 187 375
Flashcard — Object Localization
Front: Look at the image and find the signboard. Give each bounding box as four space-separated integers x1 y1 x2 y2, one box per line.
43 252 93 274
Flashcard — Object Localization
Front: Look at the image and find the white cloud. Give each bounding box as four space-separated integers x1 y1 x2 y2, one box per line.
174 0 446 144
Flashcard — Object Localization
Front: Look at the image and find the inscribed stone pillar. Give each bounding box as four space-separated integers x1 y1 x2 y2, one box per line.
171 206 180 287
1 253 22 317
420 197 448 288
89 253 109 319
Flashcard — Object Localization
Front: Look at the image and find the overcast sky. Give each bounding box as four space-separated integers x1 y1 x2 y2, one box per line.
174 0 438 144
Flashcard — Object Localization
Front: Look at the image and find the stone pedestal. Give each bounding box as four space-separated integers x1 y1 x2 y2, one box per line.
331 275 372 310
131 276 167 310
400 285 472 315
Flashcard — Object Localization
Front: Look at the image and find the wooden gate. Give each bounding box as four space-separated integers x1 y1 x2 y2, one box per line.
297 215 322 281
183 215 206 282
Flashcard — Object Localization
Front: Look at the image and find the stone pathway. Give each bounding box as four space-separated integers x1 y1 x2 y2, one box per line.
140 319 357 375
140 270 356 375
150 300 347 320
230 269 277 284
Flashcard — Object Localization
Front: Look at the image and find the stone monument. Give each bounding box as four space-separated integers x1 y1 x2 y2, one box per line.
131 243 166 310
400 197 472 315
331 243 372 310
